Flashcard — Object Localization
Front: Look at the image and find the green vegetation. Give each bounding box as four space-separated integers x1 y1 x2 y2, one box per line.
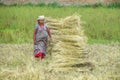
0 2 120 8
0 6 120 44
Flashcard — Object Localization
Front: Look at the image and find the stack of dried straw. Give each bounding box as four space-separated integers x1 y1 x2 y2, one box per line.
46 15 92 72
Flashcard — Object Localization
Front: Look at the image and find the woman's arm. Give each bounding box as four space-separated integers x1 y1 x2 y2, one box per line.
47 28 52 38
33 28 37 44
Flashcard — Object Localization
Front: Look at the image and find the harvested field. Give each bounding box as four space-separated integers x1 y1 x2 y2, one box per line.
0 8 120 80
0 43 120 80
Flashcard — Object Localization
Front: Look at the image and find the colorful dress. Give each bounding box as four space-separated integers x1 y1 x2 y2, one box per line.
34 23 48 59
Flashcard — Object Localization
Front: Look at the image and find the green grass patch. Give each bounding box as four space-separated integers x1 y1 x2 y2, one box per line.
0 6 120 44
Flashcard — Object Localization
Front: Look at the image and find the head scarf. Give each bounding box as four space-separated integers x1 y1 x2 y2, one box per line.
37 16 45 20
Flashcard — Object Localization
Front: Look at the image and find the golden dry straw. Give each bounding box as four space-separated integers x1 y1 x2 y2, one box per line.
46 15 91 72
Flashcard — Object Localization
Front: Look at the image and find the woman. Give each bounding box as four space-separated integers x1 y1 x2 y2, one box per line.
33 16 52 61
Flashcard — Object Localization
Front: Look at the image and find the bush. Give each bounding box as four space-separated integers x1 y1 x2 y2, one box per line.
48 2 61 8
24 3 35 6
108 2 120 8
0 2 5 6
92 3 103 8
37 2 46 7
10 3 22 6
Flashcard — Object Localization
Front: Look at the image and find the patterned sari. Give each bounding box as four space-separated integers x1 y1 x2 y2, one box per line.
34 23 48 59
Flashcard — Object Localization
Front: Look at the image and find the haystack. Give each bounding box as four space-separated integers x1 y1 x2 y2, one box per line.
46 15 92 72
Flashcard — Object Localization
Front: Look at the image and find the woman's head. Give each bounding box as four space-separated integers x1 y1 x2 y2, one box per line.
37 16 45 24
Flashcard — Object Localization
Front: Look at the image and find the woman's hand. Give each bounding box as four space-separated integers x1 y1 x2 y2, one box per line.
34 41 36 45
49 38 53 44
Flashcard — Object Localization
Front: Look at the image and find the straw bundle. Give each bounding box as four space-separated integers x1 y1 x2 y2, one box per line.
46 15 92 72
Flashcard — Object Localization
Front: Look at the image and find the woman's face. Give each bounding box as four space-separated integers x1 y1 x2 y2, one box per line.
38 19 44 24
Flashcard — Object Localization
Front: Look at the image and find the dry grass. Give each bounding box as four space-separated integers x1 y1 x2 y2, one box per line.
46 15 90 72
0 44 42 80
0 43 120 80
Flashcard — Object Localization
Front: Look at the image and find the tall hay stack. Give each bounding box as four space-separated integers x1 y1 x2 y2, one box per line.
46 15 92 72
